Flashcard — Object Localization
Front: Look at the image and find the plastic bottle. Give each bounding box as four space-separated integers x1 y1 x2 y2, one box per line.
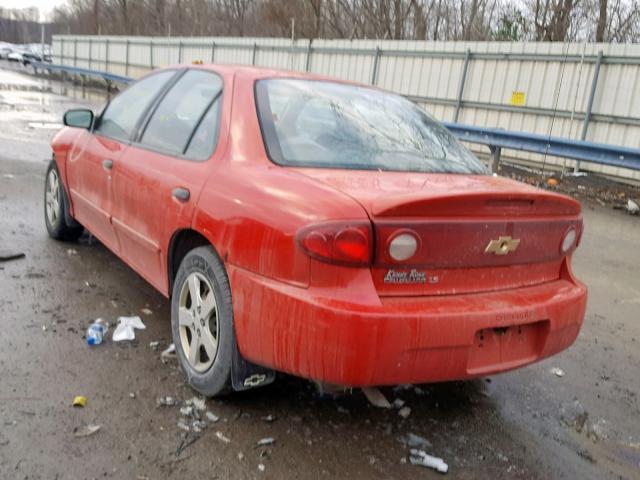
86 319 108 346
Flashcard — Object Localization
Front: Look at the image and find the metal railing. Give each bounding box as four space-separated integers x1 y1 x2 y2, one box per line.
25 61 640 174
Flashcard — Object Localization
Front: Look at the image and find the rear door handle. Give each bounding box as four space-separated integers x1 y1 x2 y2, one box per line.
102 159 113 170
172 187 190 202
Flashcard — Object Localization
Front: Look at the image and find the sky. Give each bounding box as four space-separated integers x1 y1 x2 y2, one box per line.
0 0 66 21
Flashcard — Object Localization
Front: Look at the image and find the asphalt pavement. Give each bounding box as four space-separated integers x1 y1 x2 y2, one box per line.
0 64 639 479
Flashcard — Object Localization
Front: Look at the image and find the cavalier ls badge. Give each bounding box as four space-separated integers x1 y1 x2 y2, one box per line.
384 269 438 285
485 236 520 256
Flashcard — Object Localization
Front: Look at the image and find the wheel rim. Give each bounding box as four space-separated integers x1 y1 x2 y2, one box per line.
45 169 60 226
178 272 219 372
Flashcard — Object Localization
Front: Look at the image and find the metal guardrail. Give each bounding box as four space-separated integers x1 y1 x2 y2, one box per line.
443 123 640 172
26 62 640 174
30 60 132 85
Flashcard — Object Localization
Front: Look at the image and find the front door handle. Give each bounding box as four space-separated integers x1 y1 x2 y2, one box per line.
172 187 190 202
102 159 113 170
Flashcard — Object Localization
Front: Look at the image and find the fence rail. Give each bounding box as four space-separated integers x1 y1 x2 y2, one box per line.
25 61 640 175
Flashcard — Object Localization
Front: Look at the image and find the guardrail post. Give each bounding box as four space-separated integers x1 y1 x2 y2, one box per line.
178 40 183 63
251 42 257 65
125 39 130 76
60 38 64 65
576 50 603 172
105 38 110 72
454 49 471 122
73 38 78 68
490 146 502 173
305 40 312 72
88 38 92 69
211 41 215 62
150 40 154 70
370 47 381 85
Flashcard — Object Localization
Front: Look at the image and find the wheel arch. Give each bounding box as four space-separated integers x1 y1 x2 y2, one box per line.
167 228 216 296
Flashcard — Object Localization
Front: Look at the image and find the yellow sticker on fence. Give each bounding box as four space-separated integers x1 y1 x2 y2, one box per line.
511 91 526 106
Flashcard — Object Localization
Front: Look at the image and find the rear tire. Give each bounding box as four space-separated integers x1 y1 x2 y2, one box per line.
171 246 234 397
44 160 83 241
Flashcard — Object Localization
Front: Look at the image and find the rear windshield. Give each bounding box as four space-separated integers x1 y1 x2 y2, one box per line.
255 79 486 174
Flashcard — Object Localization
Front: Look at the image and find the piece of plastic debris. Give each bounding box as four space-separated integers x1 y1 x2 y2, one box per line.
156 396 176 407
74 424 101 437
161 343 176 363
398 406 412 419
404 433 433 450
177 421 190 432
2 173 14 179
149 341 160 350
261 414 276 422
141 308 153 315
129 392 136 399
257 437 275 447
187 397 206 411
180 405 194 417
72 396 87 408
0 251 25 262
112 315 146 342
551 367 565 377
67 248 78 255
258 464 266 472
192 420 207 433
409 449 448 473
362 387 392 408
546 178 559 187
215 431 231 443
206 411 220 423
627 199 639 215
86 318 109 346
237 452 245 461
393 398 405 409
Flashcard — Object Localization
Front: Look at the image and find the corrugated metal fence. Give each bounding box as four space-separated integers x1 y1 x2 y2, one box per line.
52 36 640 180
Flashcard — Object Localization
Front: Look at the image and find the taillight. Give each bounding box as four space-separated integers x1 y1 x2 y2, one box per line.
560 226 577 254
388 231 419 261
296 221 372 266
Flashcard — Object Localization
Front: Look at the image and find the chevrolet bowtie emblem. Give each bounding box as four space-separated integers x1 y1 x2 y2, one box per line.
485 236 520 255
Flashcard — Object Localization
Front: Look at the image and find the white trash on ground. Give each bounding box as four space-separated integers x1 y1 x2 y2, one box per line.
409 449 448 474
627 199 639 215
161 343 176 363
112 315 146 342
362 387 392 408
551 367 565 377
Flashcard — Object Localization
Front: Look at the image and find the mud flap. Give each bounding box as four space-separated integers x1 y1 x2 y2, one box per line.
230 343 275 392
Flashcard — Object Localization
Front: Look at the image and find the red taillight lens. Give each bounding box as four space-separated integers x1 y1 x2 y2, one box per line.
297 221 372 266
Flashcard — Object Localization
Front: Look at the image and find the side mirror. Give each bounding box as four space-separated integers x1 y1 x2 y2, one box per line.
63 109 94 130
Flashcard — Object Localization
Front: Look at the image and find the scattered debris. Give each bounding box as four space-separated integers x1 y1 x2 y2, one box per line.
551 367 565 377
627 199 639 215
398 406 412 419
192 420 207 433
0 251 25 262
66 248 78 255
156 396 177 407
161 343 176 363
141 308 153 315
112 315 146 342
187 397 206 411
74 424 101 437
256 437 275 447
180 406 194 417
205 411 220 423
362 387 392 408
237 452 245 461
177 421 190 432
215 431 231 444
149 341 160 350
409 449 448 474
72 396 87 408
258 463 266 472
129 392 136 399
86 318 109 346
2 173 15 179
393 398 405 409
402 433 433 450
261 414 276 423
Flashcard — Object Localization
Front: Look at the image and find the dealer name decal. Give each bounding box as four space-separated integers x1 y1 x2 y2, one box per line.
384 269 431 285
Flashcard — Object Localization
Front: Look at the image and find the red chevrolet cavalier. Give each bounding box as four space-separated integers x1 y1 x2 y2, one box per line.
46 65 587 396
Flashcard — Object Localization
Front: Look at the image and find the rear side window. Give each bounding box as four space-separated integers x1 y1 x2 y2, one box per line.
140 70 223 159
255 79 486 174
96 70 175 142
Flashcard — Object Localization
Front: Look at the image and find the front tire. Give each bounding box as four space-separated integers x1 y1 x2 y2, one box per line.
44 160 83 241
171 246 234 397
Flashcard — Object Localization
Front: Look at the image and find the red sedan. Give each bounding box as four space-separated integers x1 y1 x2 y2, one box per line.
45 65 587 396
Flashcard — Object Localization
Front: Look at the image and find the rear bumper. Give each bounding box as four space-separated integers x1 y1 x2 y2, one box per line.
229 263 587 386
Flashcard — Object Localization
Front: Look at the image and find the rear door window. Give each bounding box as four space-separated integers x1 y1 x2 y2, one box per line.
139 70 223 159
95 70 175 142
